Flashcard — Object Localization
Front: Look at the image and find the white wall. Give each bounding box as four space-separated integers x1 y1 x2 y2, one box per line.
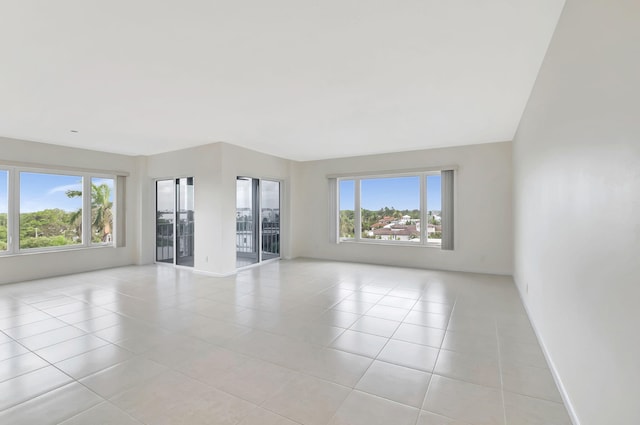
292 142 513 275
144 142 292 276
219 143 293 266
145 143 222 274
0 137 139 284
512 1 640 424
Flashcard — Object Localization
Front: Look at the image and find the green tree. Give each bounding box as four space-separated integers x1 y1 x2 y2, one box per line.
339 209 355 238
91 183 113 242
19 209 78 248
66 183 113 243
0 213 7 250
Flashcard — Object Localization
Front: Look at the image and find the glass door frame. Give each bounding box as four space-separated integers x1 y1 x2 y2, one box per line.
155 176 195 268
260 179 281 263
236 176 282 269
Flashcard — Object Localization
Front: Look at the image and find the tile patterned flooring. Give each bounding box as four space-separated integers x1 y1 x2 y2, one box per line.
0 259 573 424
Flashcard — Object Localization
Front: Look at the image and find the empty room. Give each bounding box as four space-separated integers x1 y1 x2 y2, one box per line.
0 1 638 424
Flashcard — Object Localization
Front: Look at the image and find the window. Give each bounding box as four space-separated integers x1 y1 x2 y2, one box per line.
0 166 120 255
361 176 420 242
91 177 114 245
335 170 454 249
20 172 84 249
339 180 355 240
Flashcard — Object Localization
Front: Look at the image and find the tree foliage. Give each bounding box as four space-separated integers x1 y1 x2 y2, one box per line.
67 183 113 243
339 209 355 238
0 213 7 250
340 206 442 239
19 209 81 249
2 182 114 250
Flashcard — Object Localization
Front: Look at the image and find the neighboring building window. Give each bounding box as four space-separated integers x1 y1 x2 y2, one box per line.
0 166 119 255
0 170 7 252
335 170 454 249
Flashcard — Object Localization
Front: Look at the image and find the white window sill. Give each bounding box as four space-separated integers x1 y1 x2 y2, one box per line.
338 239 444 249
0 244 115 258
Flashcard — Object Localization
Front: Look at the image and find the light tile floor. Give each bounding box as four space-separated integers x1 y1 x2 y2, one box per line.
0 259 573 425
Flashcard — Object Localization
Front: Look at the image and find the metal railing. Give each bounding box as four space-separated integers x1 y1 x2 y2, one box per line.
156 221 174 262
156 217 276 260
236 219 279 255
156 216 194 262
262 221 280 256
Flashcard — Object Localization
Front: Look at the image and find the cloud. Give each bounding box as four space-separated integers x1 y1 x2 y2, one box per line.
47 183 82 195
92 178 114 188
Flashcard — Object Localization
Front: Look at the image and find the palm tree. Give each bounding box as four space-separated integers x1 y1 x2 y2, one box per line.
91 183 113 242
66 189 83 240
66 183 113 243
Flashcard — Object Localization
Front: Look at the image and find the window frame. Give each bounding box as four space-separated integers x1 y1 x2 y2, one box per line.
89 176 117 246
0 165 118 256
335 169 453 249
0 169 9 253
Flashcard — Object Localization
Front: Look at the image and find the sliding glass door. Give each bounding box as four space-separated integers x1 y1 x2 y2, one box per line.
261 180 280 261
236 177 259 267
176 177 195 267
156 177 194 267
236 177 280 268
156 180 174 264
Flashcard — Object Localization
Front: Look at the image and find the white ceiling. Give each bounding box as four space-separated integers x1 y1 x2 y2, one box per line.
0 1 565 161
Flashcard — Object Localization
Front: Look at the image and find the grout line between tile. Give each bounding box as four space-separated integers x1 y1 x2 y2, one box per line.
496 318 508 425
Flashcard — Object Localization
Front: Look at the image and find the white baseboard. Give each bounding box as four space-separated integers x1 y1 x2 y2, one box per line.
514 278 581 425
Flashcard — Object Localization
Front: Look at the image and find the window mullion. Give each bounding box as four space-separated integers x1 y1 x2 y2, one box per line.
354 179 361 242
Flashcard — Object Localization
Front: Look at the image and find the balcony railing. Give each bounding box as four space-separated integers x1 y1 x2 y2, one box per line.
156 216 194 262
236 219 280 255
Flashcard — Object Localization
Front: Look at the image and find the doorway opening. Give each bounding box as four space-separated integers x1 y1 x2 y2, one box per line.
236 177 280 268
156 177 195 267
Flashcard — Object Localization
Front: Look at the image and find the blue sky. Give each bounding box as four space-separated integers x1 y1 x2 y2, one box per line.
340 175 442 211
1 171 443 215
0 172 114 214
20 173 83 213
0 171 7 213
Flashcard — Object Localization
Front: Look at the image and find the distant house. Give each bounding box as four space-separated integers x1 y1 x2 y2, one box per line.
236 207 252 219
370 224 420 241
